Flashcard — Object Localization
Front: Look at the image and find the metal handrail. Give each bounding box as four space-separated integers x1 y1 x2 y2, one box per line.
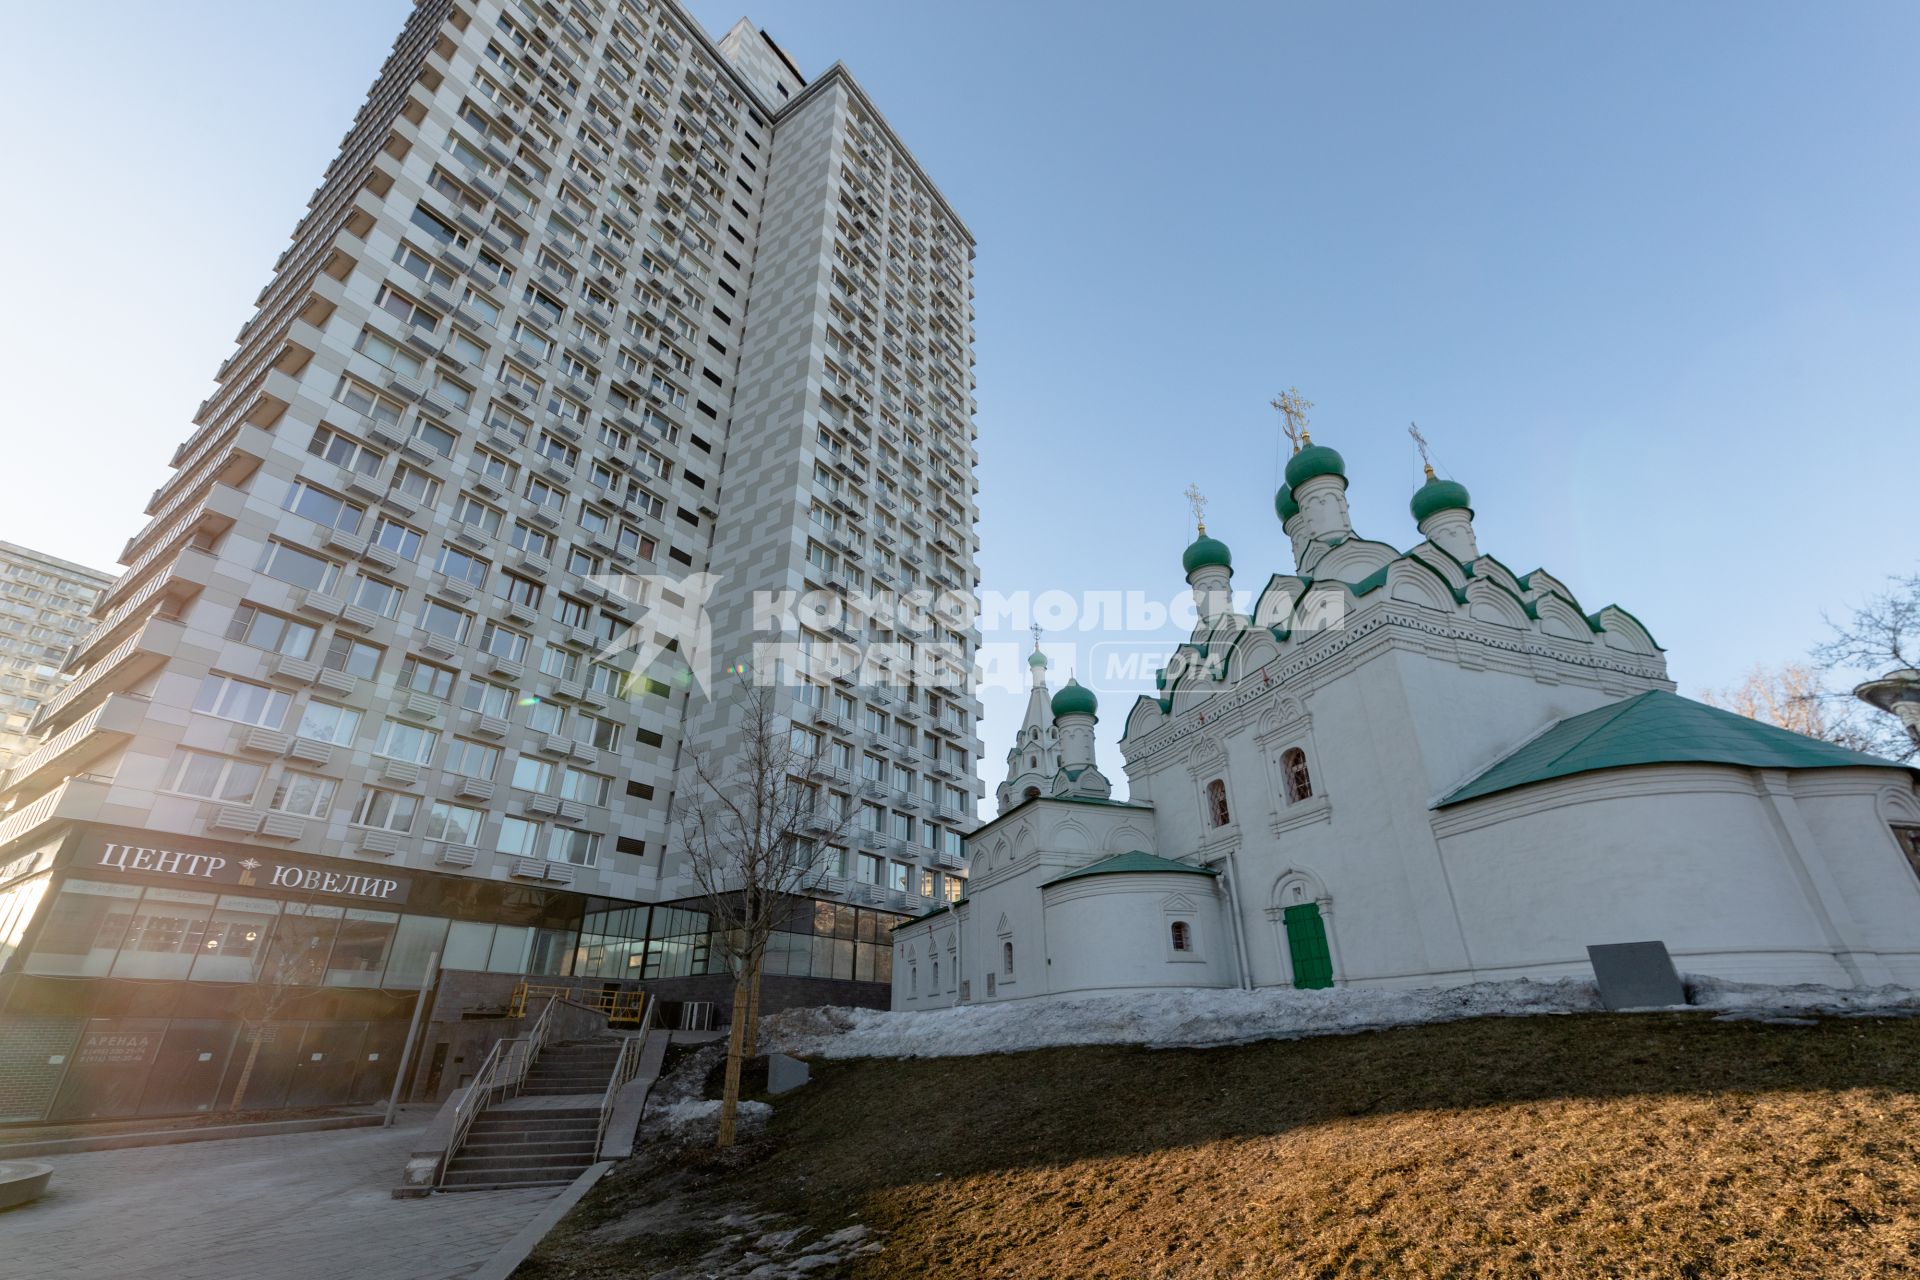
436 995 558 1187
595 995 655 1157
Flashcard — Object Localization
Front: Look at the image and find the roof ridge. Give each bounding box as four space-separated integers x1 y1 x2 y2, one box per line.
1531 690 1659 775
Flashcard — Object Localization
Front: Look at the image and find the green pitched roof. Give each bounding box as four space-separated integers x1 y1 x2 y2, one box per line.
1041 850 1220 888
1438 689 1905 807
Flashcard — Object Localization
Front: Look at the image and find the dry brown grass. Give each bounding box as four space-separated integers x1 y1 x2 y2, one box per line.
528 1013 1920 1279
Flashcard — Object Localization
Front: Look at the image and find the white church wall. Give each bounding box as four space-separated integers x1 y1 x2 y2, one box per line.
1785 772 1920 985
1041 873 1233 995
1431 765 1867 986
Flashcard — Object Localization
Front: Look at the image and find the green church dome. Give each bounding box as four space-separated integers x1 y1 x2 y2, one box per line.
1051 677 1098 720
1182 533 1232 576
1028 647 1049 668
1284 442 1346 490
1410 475 1472 524
1274 484 1300 522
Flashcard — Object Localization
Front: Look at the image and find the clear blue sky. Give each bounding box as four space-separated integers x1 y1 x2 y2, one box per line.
3 2 1915 784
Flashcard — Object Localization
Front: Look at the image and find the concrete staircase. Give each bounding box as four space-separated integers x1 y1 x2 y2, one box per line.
440 1038 622 1191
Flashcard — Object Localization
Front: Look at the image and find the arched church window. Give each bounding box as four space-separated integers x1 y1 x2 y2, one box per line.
932 958 939 989
1029 755 1037 768
1002 940 1015 976
1023 786 1040 801
1282 748 1313 803
1205 778 1232 827
910 966 918 995
1170 921 1192 952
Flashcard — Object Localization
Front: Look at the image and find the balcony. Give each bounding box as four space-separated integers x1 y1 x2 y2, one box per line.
66 546 218 674
0 774 111 850
1 692 147 797
34 617 185 735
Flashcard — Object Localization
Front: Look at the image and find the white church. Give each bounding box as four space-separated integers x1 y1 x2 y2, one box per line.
891 436 1920 1009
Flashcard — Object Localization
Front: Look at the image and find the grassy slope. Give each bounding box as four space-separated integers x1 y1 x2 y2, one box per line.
532 1013 1920 1278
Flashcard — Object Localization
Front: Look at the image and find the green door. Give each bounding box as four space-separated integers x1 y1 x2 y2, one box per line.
1283 903 1333 989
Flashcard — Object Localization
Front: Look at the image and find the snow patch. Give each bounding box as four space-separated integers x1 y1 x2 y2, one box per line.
763 977 1920 1061
658 1098 773 1143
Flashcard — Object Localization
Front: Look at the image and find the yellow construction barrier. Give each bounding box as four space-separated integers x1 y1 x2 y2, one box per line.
508 980 648 1025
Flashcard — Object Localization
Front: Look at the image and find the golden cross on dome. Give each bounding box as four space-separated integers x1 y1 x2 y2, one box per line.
1408 421 1436 480
1183 483 1208 536
1271 387 1314 453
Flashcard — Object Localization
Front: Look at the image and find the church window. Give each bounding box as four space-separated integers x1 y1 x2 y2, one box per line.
1002 940 1014 976
1282 748 1313 803
932 957 939 988
1205 778 1232 827
1023 786 1039 801
1170 921 1192 952
1028 755 1036 768
910 966 918 995
1895 825 1920 884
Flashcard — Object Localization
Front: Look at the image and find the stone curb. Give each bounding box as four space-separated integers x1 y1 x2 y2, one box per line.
469 1160 613 1280
0 1113 384 1160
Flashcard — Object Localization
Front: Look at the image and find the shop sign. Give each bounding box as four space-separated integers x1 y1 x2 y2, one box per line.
73 831 411 904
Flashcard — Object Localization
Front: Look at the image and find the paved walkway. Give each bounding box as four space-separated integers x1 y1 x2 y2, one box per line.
1 1114 561 1280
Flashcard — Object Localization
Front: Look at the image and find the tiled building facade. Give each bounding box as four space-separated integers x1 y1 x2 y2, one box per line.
0 543 113 769
0 0 979 1120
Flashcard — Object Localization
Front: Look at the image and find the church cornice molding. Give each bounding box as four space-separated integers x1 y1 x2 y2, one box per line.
1123 609 1671 771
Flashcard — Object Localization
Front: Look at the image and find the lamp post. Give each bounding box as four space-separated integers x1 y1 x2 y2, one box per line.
1854 669 1920 751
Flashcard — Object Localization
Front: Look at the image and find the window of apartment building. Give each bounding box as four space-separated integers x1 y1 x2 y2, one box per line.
480 621 529 664
476 450 515 486
549 829 601 867
510 522 552 559
295 700 360 746
256 542 341 594
161 749 265 804
434 545 490 589
461 678 512 719
856 853 884 886
413 417 458 457
398 656 456 700
497 816 541 858
354 788 418 833
322 634 383 680
445 737 498 779
497 360 542 399
419 599 473 646
527 700 566 735
561 768 611 806
511 755 554 792
348 573 403 619
354 328 425 379
524 477 567 511
191 674 291 730
497 574 543 609
511 319 554 359
463 287 502 326
424 800 485 846
579 713 621 750
392 465 442 508
307 427 384 477
334 376 404 427
555 596 591 630
449 329 486 366
539 647 579 682
392 240 456 292
451 493 504 538
370 517 423 561
270 771 337 819
376 284 440 331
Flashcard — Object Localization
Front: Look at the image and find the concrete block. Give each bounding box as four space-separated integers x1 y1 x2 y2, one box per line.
1587 940 1685 1011
767 1052 811 1095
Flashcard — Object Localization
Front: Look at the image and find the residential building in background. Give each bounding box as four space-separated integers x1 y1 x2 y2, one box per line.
0 543 114 768
0 0 979 1123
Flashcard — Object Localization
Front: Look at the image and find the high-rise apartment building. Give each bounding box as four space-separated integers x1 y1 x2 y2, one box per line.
0 543 114 767
0 0 978 1122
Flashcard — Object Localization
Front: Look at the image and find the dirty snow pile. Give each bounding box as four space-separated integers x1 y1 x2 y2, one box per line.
657 1098 773 1143
762 977 1920 1060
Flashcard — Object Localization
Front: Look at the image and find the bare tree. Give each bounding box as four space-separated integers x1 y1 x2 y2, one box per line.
677 671 853 1147
1810 571 1920 762
227 941 314 1112
1699 663 1832 739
